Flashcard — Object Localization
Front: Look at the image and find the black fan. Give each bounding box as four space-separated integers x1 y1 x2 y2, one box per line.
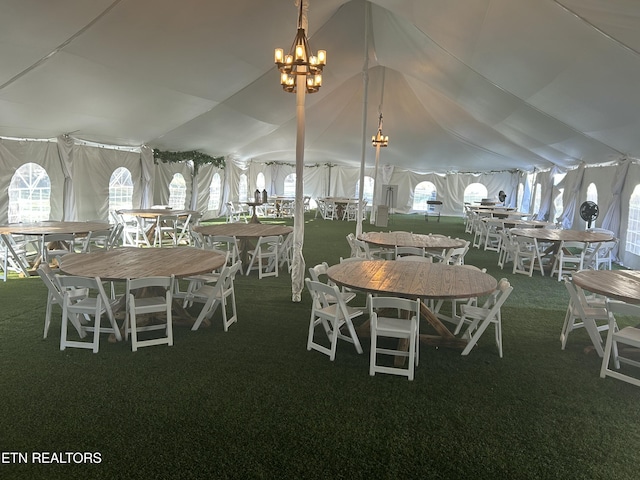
579 201 599 228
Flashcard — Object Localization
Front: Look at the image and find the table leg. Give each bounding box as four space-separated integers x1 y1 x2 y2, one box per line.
418 300 468 349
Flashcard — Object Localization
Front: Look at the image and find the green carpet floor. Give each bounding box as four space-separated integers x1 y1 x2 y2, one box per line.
1 213 639 479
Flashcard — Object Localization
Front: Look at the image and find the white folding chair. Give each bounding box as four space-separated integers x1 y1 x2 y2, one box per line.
37 264 87 340
512 236 543 277
1 233 35 280
305 278 364 361
562 276 610 356
207 235 240 266
246 235 280 278
551 241 589 281
459 278 513 357
600 299 640 387
125 275 174 351
308 262 356 305
42 233 76 265
58 275 123 353
395 246 426 259
189 262 242 332
368 295 420 381
441 240 470 265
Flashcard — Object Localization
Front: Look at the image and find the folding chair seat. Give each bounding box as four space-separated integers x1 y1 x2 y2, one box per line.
57 275 123 353
600 299 640 387
368 295 420 381
561 276 610 356
125 275 174 351
305 278 364 361
459 278 513 357
246 235 280 278
37 264 87 340
189 262 242 331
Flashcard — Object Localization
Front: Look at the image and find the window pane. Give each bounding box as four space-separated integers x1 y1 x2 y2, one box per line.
169 173 187 209
413 181 437 211
626 184 640 256
355 176 374 204
239 174 248 203
208 173 221 211
109 167 133 216
8 163 51 222
283 174 296 197
463 182 487 205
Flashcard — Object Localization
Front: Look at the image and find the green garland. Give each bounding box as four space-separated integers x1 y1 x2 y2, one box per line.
153 149 225 172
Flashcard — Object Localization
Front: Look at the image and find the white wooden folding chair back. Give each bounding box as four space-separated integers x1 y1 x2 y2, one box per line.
42 233 76 265
368 295 420 381
512 236 542 277
125 275 174 351
459 278 513 357
593 239 617 270
308 262 357 305
561 277 609 356
1 233 34 280
278 233 293 272
246 235 280 278
189 262 242 332
57 275 122 353
442 240 470 265
497 230 517 269
305 278 364 361
552 241 588 281
600 299 640 387
37 264 87 340
483 221 502 252
395 246 426 259
208 235 240 265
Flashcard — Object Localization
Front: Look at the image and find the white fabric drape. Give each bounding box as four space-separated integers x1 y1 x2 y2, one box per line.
535 167 558 222
560 163 586 229
56 135 76 221
140 146 154 209
601 158 631 260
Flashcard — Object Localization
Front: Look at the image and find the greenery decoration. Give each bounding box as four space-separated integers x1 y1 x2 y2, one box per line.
153 149 225 172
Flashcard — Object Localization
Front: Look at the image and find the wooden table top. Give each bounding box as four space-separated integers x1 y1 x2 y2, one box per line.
483 218 552 228
510 228 613 243
0 221 111 236
572 270 640 305
359 231 466 250
59 247 226 280
194 223 293 239
117 209 197 218
327 260 497 300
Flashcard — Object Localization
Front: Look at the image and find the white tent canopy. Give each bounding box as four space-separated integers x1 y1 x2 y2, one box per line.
1 0 639 172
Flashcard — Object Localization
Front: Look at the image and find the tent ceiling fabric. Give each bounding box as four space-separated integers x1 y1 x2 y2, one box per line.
1 0 638 172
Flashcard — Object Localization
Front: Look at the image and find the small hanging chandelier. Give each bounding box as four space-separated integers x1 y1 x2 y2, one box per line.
372 113 389 147
274 1 326 94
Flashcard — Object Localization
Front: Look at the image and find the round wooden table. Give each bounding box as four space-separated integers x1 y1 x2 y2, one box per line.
510 228 613 243
327 260 497 349
59 247 226 280
572 270 640 305
359 231 466 251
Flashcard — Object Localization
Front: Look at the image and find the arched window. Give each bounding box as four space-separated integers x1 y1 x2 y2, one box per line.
256 172 266 192
283 173 296 197
238 174 248 202
463 182 487 205
109 167 133 216
168 173 187 209
626 184 640 256
412 181 437 211
208 173 221 211
355 176 374 204
586 182 598 205
8 162 50 223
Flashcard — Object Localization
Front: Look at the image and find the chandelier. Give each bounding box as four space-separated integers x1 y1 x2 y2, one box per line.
274 1 326 93
372 113 389 147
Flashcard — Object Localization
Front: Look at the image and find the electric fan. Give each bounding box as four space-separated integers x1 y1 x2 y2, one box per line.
579 201 599 228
